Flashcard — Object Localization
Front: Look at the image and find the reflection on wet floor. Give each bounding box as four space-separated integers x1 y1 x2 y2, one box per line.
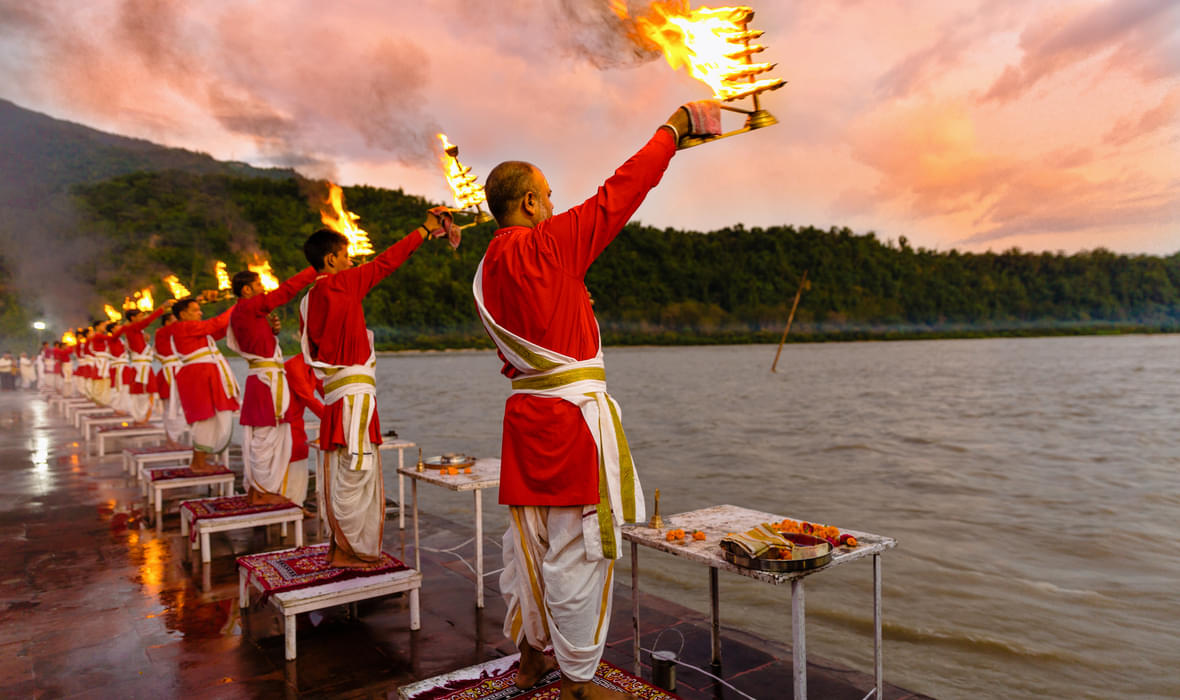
0 392 932 698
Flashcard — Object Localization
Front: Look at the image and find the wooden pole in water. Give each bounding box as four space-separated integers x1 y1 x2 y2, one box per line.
771 269 808 373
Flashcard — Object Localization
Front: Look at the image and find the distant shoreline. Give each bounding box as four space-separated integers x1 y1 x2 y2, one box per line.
356 322 1179 354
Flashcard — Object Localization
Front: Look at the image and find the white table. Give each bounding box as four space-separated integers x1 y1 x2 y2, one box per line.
82 414 133 443
146 469 235 524
624 505 896 700
98 424 166 456
123 446 191 476
51 396 88 416
180 496 304 564
238 546 422 661
72 405 113 429
61 398 97 421
397 458 500 609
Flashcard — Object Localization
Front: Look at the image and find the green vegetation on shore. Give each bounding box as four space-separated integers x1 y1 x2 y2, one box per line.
6 168 1180 350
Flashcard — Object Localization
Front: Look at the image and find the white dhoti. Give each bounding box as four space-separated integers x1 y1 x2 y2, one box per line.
284 458 309 507
126 393 152 423
321 447 383 559
501 506 614 682
190 411 233 455
158 357 186 442
242 424 294 496
126 353 154 422
300 292 382 560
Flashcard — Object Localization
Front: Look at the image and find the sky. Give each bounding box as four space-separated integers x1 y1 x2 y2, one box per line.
1 0 1177 255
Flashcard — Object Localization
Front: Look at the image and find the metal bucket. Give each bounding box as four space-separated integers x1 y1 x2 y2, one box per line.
651 650 677 691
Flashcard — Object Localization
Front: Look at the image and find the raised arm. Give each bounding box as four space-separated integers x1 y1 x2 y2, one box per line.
122 303 172 335
260 267 317 312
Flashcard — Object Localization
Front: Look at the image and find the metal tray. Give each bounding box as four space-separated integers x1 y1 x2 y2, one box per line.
720 532 832 572
423 454 475 470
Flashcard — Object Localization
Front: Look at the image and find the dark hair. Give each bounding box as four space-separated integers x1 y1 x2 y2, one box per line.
485 161 537 224
125 309 142 322
304 229 350 271
173 298 198 320
232 270 259 297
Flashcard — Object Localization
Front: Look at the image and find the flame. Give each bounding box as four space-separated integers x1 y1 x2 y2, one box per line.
135 288 154 313
215 261 231 291
436 133 487 210
248 257 280 292
163 275 190 299
103 304 122 323
625 2 783 101
122 296 136 311
320 183 375 257
62 331 77 346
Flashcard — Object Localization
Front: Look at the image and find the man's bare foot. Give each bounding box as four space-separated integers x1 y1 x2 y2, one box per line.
559 678 637 700
328 552 376 568
188 451 220 474
515 643 559 689
247 489 291 506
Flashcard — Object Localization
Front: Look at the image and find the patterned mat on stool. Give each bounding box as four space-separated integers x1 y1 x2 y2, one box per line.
149 466 233 481
237 543 408 602
179 496 300 541
398 655 680 700
126 445 190 455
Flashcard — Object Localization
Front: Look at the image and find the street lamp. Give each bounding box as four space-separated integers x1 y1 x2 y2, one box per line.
32 321 46 344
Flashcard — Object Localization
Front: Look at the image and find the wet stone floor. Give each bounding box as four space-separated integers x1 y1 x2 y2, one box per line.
0 391 933 699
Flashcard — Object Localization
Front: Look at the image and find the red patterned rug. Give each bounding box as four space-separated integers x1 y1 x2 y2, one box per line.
149 466 233 481
401 657 680 700
237 543 408 602
179 496 300 541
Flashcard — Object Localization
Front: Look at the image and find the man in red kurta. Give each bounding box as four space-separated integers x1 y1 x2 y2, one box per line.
300 207 453 567
475 103 717 696
171 295 239 472
153 313 186 445
111 302 173 422
284 352 325 508
228 266 316 505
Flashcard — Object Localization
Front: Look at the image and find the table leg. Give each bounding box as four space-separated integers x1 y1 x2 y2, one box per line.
410 588 421 630
792 578 806 700
475 489 484 609
398 447 406 530
710 567 721 668
98 435 106 457
201 531 211 564
284 613 296 661
412 479 420 573
295 518 303 548
155 487 162 524
631 540 640 677
239 570 248 609
874 553 882 700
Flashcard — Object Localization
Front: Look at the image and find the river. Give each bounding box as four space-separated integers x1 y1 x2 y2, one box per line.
261 335 1180 699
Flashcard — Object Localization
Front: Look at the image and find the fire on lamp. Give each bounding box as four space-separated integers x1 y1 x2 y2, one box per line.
321 183 375 258
248 257 280 292
134 288 154 313
215 261 231 296
622 1 785 148
61 331 77 346
103 304 122 323
163 274 190 300
436 133 493 231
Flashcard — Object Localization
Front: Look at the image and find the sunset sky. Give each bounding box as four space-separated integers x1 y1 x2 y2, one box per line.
1 0 1177 255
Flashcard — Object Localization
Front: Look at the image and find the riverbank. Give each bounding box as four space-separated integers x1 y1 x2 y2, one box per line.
0 390 933 699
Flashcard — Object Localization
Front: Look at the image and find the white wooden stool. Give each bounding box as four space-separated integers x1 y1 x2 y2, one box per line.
180 496 303 564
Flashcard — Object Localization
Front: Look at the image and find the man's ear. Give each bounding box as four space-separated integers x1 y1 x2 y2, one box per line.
522 191 536 216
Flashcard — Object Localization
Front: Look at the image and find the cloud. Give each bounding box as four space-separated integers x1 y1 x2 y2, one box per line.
983 0 1179 103
1104 87 1180 146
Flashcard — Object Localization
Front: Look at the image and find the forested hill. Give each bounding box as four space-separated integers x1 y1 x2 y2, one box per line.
56 170 1180 350
0 99 295 342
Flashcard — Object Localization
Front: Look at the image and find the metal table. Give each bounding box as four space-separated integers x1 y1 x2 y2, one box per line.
624 504 896 700
397 458 500 608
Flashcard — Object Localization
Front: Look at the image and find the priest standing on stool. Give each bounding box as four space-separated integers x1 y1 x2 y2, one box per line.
171 294 239 473
300 207 455 568
474 102 720 699
228 266 316 505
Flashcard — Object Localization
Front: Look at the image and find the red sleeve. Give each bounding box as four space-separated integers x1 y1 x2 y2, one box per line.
546 128 676 277
122 305 169 335
337 230 424 298
111 325 126 339
260 267 317 312
188 304 236 339
285 355 325 419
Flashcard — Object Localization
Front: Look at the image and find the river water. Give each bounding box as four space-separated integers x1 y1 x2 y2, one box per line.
288 335 1178 699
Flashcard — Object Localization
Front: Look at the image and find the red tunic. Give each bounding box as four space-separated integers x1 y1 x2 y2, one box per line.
113 307 169 393
284 354 325 462
54 347 69 375
302 230 424 451
172 306 239 423
480 127 676 506
231 267 317 427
